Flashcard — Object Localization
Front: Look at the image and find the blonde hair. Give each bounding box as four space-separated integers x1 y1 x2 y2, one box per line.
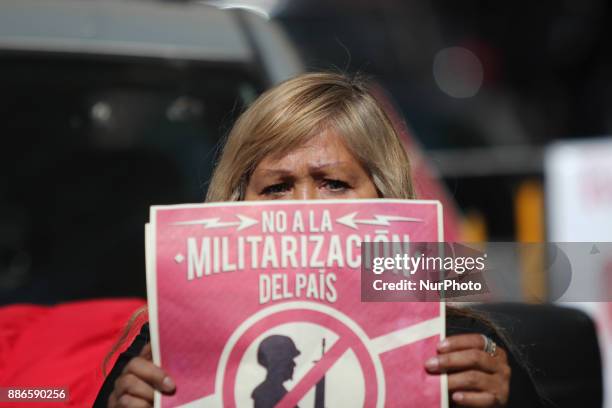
206 72 415 201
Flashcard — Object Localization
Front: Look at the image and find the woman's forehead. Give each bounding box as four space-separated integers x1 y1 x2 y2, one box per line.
254 131 357 171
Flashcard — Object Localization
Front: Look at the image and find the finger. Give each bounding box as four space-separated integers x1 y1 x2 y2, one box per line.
139 343 152 360
437 334 486 353
425 349 498 374
122 356 176 394
451 391 496 407
447 370 496 392
115 393 151 408
114 373 155 402
438 335 508 362
107 390 117 408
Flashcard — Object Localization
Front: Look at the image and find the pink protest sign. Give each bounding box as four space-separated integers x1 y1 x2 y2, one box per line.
146 199 447 407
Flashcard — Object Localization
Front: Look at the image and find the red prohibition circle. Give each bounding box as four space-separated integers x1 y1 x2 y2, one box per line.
222 308 379 407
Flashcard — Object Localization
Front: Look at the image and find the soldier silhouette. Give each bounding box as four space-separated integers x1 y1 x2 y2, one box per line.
252 335 301 408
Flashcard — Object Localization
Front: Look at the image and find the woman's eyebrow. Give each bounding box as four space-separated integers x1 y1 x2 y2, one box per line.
308 161 351 171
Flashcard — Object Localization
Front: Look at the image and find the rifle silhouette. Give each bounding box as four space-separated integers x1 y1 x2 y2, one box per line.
313 338 326 408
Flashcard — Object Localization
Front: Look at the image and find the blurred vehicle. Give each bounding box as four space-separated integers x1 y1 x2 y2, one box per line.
0 0 302 304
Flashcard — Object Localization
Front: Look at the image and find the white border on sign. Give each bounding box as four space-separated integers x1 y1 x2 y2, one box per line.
146 223 163 408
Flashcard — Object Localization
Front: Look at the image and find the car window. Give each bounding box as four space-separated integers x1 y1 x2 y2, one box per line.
0 54 262 304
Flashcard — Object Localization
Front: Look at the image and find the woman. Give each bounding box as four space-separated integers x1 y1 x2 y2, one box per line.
96 72 542 407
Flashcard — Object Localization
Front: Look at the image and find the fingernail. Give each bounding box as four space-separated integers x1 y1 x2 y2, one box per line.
425 357 439 371
453 392 464 402
437 339 450 351
163 376 175 391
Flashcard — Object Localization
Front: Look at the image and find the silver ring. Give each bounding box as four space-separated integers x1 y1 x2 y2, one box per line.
481 335 497 357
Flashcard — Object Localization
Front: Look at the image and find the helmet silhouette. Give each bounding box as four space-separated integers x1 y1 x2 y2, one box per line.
257 334 300 368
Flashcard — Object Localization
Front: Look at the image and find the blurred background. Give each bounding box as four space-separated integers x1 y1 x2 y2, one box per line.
2 0 611 303
0 1 611 407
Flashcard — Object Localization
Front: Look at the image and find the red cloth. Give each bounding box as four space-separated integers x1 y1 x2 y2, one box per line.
0 299 146 407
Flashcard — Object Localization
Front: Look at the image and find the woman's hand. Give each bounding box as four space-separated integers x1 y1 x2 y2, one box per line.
425 334 510 407
108 343 176 408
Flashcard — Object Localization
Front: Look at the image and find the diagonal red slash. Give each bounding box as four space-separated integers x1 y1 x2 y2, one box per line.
275 336 351 408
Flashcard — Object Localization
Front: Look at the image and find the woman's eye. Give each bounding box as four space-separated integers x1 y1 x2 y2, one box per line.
324 179 350 191
261 183 290 195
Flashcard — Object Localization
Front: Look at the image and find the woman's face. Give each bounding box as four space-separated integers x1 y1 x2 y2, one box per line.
244 131 379 201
